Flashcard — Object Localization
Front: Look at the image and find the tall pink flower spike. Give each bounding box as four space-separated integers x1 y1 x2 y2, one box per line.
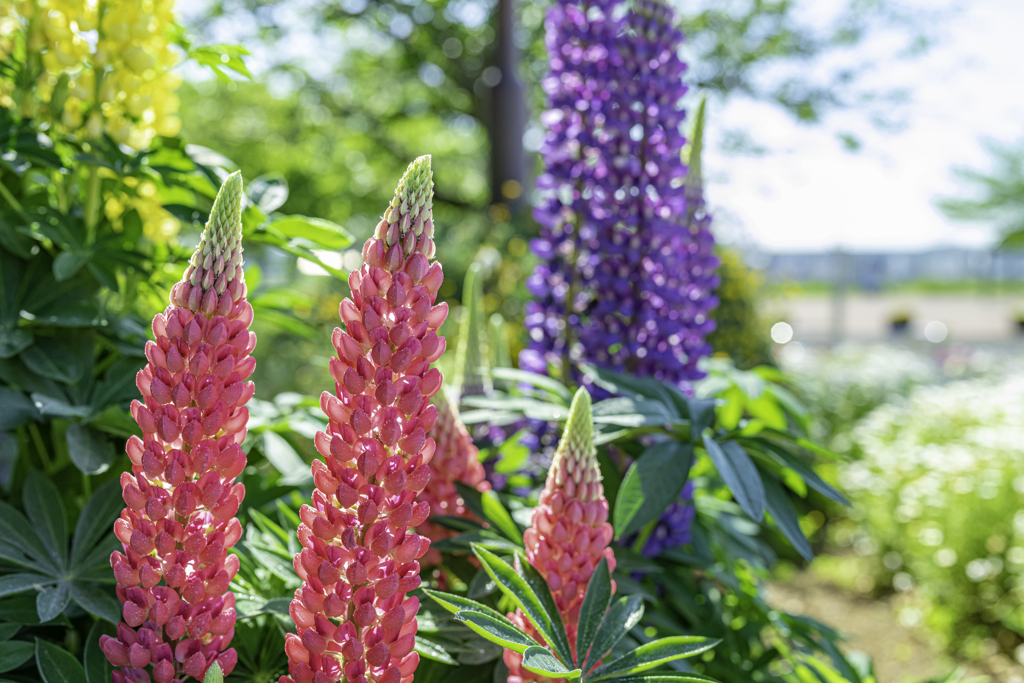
504 388 616 683
102 172 255 683
281 156 446 683
419 388 490 564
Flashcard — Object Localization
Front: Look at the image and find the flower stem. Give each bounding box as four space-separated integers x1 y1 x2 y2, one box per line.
27 423 53 473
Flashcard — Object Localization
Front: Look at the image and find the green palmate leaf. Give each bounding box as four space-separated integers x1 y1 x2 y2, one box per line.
576 557 612 666
70 478 122 566
36 582 70 622
0 501 54 570
762 474 813 561
421 589 515 626
455 612 535 653
84 620 115 683
614 441 694 540
414 635 458 665
269 215 353 250
471 545 573 666
0 640 34 673
23 471 68 570
583 595 645 674
589 636 720 680
65 424 114 475
481 491 523 545
36 638 87 683
521 646 581 679
69 583 120 624
701 436 764 522
0 574 55 598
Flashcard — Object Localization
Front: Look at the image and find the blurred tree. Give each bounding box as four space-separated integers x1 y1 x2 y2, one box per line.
182 0 926 202
178 0 927 367
938 138 1024 247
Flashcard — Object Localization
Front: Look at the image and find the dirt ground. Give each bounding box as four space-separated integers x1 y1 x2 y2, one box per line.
767 573 1024 683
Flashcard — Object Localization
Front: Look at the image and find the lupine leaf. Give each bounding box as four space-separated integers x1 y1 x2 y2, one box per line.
599 675 719 683
455 611 536 653
36 638 87 683
583 366 680 414
583 594 645 673
414 635 459 665
589 636 720 680
701 436 764 522
762 474 814 561
521 646 581 679
614 441 693 540
0 574 55 599
269 215 353 250
0 640 34 673
481 491 523 545
84 620 115 683
471 545 573 667
65 424 115 475
514 552 574 666
421 588 515 626
489 367 572 401
752 440 849 506
575 557 612 666
69 582 120 624
36 582 69 622
683 398 717 444
70 478 122 566
23 471 67 569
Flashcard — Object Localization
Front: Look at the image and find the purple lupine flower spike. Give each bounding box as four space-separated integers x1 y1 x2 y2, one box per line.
524 0 719 393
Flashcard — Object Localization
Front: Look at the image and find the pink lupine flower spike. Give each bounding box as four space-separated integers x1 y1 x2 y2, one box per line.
102 172 255 682
281 156 447 683
504 388 616 683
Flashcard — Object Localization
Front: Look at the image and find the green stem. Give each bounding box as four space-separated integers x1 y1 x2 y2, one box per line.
631 519 657 554
27 422 53 472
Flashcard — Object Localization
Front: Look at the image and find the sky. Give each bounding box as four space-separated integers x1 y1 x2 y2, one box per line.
705 0 1024 253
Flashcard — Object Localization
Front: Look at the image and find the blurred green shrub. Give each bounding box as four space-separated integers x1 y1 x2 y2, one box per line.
707 248 772 370
784 345 938 457
840 374 1024 662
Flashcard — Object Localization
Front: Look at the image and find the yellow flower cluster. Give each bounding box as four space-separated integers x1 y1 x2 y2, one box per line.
1 0 185 242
